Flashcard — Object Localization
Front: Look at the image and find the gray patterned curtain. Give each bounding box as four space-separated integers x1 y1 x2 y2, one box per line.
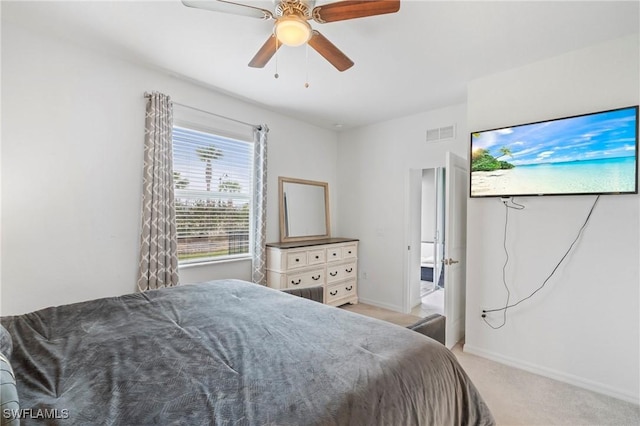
252 125 269 284
137 92 179 291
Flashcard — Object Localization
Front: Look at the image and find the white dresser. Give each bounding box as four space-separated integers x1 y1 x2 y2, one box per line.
266 238 358 306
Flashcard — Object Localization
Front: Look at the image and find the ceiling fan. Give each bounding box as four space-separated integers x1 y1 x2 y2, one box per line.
181 0 401 72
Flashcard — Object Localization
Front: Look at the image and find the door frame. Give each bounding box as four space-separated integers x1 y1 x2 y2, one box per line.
404 168 424 313
403 152 468 348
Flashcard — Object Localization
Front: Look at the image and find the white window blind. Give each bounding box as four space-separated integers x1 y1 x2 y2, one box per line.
172 125 253 263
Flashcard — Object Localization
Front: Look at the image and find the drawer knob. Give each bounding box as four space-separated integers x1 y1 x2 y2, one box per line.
312 275 320 281
345 268 353 273
291 279 301 285
348 251 352 254
295 258 300 262
346 286 353 291
315 255 319 259
332 253 337 256
330 290 338 296
330 271 338 277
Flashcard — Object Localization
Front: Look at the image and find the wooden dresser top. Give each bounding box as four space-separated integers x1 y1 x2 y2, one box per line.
266 237 358 249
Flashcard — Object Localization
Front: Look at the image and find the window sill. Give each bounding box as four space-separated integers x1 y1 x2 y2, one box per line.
178 255 252 270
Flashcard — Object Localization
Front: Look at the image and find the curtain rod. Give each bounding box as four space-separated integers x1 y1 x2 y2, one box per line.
144 92 261 131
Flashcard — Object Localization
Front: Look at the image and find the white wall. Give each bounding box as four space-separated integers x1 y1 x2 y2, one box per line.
336 104 467 311
1 21 338 315
465 35 640 403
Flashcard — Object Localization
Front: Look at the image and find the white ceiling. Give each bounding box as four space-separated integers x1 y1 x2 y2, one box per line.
3 1 639 130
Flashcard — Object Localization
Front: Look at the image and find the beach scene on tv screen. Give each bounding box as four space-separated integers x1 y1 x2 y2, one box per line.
470 107 638 196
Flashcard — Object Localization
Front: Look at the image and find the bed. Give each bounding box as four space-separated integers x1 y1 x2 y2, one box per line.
1 279 494 425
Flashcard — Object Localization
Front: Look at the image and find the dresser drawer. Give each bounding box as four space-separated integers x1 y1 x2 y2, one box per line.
327 262 357 284
326 281 357 304
326 246 343 262
286 268 324 289
286 251 308 269
342 244 357 259
307 248 325 265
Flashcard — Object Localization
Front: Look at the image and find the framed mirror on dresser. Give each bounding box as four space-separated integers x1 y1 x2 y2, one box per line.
278 177 330 243
266 177 358 306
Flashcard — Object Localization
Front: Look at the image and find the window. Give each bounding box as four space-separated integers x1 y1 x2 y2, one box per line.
172 125 253 264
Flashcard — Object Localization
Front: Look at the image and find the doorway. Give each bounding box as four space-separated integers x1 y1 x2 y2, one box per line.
410 167 445 317
405 152 468 348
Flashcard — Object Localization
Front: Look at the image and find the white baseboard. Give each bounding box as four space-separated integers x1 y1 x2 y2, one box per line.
463 344 640 405
357 297 404 313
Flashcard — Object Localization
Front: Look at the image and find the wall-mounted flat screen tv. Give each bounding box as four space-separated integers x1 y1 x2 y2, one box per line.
470 106 638 198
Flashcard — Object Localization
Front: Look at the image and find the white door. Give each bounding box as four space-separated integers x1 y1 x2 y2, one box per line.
443 152 468 347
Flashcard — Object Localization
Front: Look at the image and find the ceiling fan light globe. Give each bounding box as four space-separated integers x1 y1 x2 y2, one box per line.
275 16 311 47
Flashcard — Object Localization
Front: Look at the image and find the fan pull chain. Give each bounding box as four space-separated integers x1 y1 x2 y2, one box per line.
274 36 279 79
304 44 309 88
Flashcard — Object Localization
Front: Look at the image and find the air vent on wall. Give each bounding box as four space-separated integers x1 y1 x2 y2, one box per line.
426 125 456 142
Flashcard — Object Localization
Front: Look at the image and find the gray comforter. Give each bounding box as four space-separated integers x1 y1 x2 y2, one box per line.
1 280 494 425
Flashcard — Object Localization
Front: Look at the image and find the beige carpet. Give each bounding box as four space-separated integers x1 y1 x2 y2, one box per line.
340 303 640 425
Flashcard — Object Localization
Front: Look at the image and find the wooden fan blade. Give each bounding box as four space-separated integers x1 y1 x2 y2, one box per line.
308 30 354 72
248 35 281 68
182 0 273 20
312 0 400 23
